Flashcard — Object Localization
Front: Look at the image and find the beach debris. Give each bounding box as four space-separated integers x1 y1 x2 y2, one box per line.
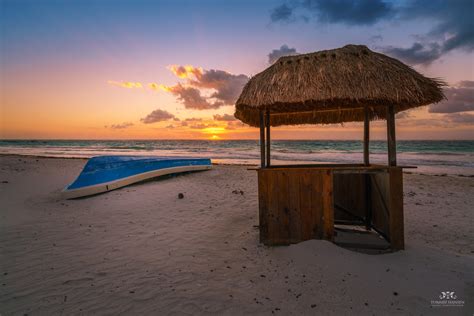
232 190 244 195
1 180 8 184
393 291 398 296
178 193 184 199
311 304 317 308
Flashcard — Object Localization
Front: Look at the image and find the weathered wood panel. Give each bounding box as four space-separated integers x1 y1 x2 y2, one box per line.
299 170 314 241
288 170 302 243
276 170 290 244
370 172 390 238
257 169 268 243
368 169 404 250
310 170 323 239
266 170 278 244
333 173 366 221
258 168 333 245
389 167 404 250
322 170 334 241
257 166 402 249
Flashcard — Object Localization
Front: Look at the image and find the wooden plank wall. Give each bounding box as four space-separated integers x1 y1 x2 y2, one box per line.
388 168 404 250
257 167 403 249
369 169 405 250
258 168 334 245
370 172 390 237
333 174 366 222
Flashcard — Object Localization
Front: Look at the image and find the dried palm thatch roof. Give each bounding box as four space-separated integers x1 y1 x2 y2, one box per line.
235 45 446 127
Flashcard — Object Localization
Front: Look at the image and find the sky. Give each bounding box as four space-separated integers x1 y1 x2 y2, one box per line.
1 0 473 140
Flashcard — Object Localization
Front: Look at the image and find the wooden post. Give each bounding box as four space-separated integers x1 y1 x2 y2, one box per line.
364 106 372 230
386 105 397 166
363 105 370 166
266 110 271 167
389 167 404 250
260 111 266 168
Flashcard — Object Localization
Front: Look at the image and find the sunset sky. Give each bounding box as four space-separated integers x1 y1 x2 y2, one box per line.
1 0 473 140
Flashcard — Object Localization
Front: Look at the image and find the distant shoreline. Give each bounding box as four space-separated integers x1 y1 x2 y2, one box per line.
2 153 473 178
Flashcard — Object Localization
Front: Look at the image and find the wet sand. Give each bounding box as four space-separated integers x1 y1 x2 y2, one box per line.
0 155 473 315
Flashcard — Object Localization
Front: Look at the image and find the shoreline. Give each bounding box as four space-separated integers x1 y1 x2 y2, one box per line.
1 153 472 178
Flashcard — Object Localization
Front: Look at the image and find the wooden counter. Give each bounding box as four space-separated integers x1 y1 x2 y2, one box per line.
257 164 405 250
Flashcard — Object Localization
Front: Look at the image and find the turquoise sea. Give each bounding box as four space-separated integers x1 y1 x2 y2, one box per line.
0 140 473 175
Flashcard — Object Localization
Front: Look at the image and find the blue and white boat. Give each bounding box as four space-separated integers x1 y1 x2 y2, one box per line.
62 155 212 199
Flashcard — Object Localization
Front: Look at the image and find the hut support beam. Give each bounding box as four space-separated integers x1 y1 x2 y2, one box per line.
266 110 271 167
259 111 266 168
386 105 397 166
363 106 370 166
364 106 372 230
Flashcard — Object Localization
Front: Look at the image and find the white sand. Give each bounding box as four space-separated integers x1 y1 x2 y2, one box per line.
0 155 473 315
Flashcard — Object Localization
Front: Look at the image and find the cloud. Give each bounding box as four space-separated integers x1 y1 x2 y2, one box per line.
189 69 249 105
162 66 249 110
268 44 299 64
168 65 203 79
141 109 176 124
161 84 222 110
181 117 202 127
396 113 474 128
184 117 203 121
188 123 219 130
108 81 143 89
369 35 383 43
225 121 245 130
383 42 442 65
213 114 236 121
429 81 474 113
271 0 394 25
443 112 474 124
270 3 294 22
395 111 414 120
271 0 473 65
400 1 474 53
148 83 160 90
382 1 474 64
110 64 248 110
108 122 134 129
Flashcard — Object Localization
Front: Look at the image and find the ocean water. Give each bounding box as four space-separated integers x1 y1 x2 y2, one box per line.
0 140 473 175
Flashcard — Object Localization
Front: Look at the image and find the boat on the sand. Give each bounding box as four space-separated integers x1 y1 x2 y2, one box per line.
62 155 211 199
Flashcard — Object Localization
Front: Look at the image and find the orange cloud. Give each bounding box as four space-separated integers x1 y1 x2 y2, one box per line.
168 64 203 79
108 80 143 89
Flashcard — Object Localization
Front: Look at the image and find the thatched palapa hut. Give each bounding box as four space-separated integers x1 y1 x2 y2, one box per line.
235 45 445 250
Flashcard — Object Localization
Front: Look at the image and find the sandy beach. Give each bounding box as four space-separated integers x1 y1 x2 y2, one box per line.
0 155 473 315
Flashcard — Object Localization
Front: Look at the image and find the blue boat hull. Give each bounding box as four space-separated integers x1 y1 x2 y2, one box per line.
62 156 212 198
